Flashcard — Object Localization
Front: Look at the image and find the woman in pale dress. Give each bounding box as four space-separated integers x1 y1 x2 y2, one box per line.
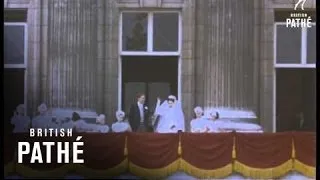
190 107 218 133
154 95 185 133
72 112 92 132
111 110 132 133
32 103 52 129
11 104 31 133
93 114 110 133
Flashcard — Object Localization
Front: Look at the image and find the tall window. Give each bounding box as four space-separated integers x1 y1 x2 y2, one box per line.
120 11 180 55
4 23 27 68
274 23 316 68
4 9 28 133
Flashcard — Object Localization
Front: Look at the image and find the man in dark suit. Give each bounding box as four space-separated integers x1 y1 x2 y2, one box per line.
128 93 150 132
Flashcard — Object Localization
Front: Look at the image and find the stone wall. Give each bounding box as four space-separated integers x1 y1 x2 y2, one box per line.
4 0 316 131
194 0 257 115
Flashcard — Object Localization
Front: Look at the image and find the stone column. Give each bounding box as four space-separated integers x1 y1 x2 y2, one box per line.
195 0 256 114
96 0 105 114
27 0 41 116
104 0 119 123
181 0 196 130
45 0 98 111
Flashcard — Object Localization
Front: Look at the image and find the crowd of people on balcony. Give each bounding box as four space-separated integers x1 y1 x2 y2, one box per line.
10 93 263 134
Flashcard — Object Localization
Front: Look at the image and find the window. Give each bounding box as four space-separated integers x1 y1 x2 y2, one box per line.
4 23 27 68
307 25 316 64
4 20 28 128
274 23 316 68
120 11 180 55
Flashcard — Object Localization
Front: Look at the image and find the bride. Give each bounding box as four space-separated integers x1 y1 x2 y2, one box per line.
154 95 185 133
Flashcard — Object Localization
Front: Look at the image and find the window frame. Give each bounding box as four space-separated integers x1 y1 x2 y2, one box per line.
119 10 182 56
4 22 28 68
274 22 316 68
4 22 28 115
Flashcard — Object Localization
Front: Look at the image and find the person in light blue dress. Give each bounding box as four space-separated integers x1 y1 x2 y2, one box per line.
32 103 52 129
11 104 31 133
190 107 218 133
93 114 110 133
112 110 132 133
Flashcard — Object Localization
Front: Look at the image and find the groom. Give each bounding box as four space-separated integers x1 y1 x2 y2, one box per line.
128 93 151 132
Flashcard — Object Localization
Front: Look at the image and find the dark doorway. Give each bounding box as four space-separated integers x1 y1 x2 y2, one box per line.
4 69 25 134
121 56 178 114
276 68 316 132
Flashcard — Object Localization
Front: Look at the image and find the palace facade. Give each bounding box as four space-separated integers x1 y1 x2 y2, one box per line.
4 0 316 132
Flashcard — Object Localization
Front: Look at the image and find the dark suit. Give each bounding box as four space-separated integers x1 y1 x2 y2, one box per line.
129 103 150 132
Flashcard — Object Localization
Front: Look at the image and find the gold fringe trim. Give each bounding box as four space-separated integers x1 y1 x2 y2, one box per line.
129 159 180 179
294 160 315 178
178 134 182 155
232 136 236 159
178 142 182 156
292 139 296 158
234 160 293 179
124 136 128 156
4 162 14 177
15 163 73 178
74 158 128 178
180 159 233 179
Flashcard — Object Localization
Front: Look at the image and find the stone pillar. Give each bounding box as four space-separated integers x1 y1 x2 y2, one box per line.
27 0 41 116
103 0 119 123
96 0 105 114
181 0 196 130
195 0 256 114
46 0 98 111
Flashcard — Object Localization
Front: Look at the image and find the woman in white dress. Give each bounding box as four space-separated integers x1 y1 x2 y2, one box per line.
190 107 218 133
32 103 52 129
11 104 31 133
111 110 132 133
154 95 185 133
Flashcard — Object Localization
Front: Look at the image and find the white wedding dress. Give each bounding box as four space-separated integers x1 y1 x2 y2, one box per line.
154 100 185 133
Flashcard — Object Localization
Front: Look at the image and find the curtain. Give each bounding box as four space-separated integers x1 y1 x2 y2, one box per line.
234 132 293 179
293 132 316 177
180 133 234 178
73 133 127 178
127 133 180 179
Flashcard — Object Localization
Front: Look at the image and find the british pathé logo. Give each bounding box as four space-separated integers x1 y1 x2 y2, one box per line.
294 0 307 10
286 0 312 28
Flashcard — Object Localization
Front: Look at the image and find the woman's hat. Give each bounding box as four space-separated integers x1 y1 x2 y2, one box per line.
116 110 125 120
194 106 203 114
97 114 106 121
167 95 177 102
38 103 47 113
16 104 25 114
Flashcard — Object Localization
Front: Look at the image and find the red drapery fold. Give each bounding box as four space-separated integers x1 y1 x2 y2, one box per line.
127 132 180 178
4 132 316 179
73 133 127 177
292 132 316 177
234 132 293 178
180 133 234 178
